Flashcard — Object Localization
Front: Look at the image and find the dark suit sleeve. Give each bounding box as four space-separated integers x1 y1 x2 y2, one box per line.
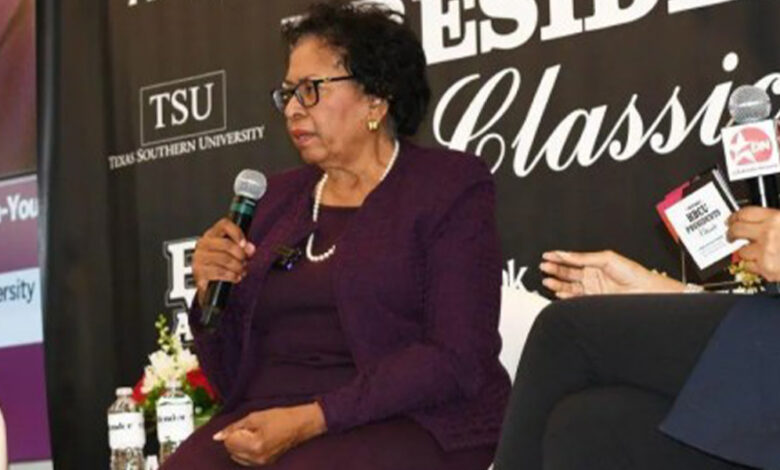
317 177 503 432
188 299 241 401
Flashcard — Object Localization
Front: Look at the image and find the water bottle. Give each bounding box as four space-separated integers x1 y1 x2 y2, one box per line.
108 387 146 470
144 455 159 470
156 380 194 463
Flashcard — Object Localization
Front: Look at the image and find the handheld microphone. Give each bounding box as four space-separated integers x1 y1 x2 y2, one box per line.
723 85 780 294
200 169 267 329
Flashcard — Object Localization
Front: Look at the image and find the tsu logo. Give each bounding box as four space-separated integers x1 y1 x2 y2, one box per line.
729 127 774 165
140 70 227 145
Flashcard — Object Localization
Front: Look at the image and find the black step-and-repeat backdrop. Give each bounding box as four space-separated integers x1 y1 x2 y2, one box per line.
43 0 780 466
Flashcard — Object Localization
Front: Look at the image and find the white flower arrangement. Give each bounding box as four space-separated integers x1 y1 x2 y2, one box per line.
140 336 199 394
132 315 219 428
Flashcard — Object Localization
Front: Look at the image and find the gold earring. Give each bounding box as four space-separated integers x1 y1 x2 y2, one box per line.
367 119 379 132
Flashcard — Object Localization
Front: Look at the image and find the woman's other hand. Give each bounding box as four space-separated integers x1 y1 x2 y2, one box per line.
192 218 256 306
213 403 326 466
540 250 685 298
728 207 780 282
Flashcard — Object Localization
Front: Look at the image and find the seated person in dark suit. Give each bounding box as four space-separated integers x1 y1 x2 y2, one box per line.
162 2 510 469
495 206 780 470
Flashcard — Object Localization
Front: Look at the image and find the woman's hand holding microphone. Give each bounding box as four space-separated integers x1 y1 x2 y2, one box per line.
727 207 780 282
192 218 256 307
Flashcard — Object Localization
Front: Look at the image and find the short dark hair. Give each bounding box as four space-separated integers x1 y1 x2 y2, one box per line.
282 1 430 137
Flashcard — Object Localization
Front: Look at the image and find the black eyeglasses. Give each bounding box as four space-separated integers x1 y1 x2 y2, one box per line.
271 75 355 113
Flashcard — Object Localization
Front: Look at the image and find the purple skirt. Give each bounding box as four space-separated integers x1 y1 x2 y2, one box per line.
159 401 495 470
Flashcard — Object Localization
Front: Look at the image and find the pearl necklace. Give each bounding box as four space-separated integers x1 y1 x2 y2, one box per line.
306 140 400 263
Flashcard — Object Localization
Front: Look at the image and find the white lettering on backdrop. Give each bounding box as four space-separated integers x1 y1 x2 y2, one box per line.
433 51 780 177
124 0 750 180
0 193 38 224
415 0 738 65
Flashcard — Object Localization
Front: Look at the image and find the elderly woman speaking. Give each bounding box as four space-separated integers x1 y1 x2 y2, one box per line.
161 2 510 469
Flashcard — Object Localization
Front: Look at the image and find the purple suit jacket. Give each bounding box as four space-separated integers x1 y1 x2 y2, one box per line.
189 141 511 451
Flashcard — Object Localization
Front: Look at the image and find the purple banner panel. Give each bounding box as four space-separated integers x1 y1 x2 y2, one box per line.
0 343 51 461
0 175 38 272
